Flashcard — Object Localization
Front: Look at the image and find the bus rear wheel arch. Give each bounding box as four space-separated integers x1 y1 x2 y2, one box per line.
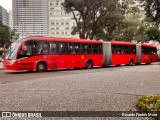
36 61 47 72
86 60 93 69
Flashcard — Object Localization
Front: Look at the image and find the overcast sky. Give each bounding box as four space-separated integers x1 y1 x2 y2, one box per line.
0 0 12 11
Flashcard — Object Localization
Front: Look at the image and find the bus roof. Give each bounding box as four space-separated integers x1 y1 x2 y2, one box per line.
141 43 157 48
111 41 136 46
17 36 103 44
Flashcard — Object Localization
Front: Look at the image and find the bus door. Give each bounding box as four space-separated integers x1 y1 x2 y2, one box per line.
67 43 83 68
141 47 149 63
57 42 68 68
121 45 136 64
111 45 122 65
48 42 59 69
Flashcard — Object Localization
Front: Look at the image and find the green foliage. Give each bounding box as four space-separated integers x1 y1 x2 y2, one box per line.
0 51 2 55
137 95 160 118
141 0 160 24
146 26 160 41
63 0 159 42
62 0 127 40
0 21 19 47
113 12 150 43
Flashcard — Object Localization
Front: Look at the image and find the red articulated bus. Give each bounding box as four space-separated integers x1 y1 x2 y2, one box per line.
3 36 158 72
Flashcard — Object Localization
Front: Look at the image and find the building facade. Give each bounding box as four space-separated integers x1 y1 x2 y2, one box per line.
48 0 78 38
12 0 48 37
0 5 9 26
8 10 13 28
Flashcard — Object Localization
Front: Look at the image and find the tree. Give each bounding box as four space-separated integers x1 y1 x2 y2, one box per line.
0 21 19 47
146 26 160 41
141 0 160 24
62 0 129 40
106 12 150 43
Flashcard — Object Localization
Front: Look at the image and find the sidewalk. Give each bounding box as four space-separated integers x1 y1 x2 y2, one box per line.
0 62 3 70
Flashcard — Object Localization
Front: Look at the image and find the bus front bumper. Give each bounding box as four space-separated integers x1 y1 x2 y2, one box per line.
3 60 19 70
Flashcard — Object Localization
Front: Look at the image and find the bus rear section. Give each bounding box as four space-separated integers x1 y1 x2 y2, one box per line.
136 44 158 64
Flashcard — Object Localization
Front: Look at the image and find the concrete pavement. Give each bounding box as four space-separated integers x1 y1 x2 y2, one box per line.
0 63 159 119
0 62 3 70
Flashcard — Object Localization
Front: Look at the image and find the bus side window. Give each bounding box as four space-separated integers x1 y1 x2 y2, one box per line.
142 47 145 54
82 44 88 54
132 46 136 54
98 44 102 54
75 43 80 54
25 40 33 56
93 44 98 54
116 45 121 54
121 45 126 54
112 45 116 54
33 41 48 55
88 44 92 54
49 42 57 54
58 42 67 54
68 43 80 54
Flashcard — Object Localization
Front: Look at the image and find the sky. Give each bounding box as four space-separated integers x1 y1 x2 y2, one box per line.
0 0 12 11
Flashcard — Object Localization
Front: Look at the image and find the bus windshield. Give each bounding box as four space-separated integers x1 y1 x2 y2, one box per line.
5 42 21 60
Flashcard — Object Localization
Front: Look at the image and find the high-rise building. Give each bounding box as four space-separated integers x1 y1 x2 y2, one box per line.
8 10 13 28
48 0 78 38
12 0 48 37
0 5 9 26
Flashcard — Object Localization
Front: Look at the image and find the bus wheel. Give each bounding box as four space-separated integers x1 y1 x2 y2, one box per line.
28 70 33 73
129 59 134 66
86 60 93 69
36 62 47 72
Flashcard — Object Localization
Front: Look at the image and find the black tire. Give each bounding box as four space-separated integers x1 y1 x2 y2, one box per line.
28 70 33 73
36 62 47 72
129 59 134 66
86 60 93 69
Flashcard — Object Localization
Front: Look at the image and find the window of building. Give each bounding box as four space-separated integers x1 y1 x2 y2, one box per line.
50 8 54 10
65 27 69 30
66 22 69 25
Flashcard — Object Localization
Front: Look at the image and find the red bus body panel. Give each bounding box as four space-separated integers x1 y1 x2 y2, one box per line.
111 41 137 65
141 44 157 63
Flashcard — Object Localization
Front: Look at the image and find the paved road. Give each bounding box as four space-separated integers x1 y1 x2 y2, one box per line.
0 63 160 120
